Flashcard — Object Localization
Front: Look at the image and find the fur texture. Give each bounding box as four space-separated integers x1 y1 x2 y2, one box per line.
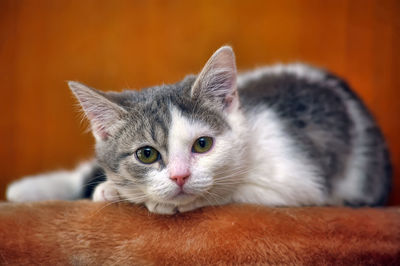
6 46 391 213
0 201 399 265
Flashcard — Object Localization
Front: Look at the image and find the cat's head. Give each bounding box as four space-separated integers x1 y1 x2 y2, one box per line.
69 46 247 208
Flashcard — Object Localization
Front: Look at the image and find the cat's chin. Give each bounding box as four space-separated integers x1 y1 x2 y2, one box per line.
145 195 208 215
166 191 197 205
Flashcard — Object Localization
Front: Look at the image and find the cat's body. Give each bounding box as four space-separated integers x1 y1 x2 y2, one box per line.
7 47 391 214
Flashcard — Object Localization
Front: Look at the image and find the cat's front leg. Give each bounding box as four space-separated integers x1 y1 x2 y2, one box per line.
92 181 120 202
144 201 177 215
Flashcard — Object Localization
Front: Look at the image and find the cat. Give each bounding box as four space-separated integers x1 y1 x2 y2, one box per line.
6 46 392 214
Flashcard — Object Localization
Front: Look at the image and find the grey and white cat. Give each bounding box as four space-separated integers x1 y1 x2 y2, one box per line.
7 46 391 214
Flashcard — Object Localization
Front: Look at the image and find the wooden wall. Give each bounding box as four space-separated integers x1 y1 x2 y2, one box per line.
1 0 399 204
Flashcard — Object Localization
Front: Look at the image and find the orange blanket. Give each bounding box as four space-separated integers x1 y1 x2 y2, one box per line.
0 201 399 264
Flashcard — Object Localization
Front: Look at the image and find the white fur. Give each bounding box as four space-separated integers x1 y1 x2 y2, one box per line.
232 108 326 206
92 180 120 202
7 161 92 202
331 87 374 204
237 63 325 88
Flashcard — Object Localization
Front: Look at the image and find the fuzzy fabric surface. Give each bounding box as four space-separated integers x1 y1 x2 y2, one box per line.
0 201 399 265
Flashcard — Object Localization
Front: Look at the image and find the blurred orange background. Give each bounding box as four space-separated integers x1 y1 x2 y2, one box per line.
0 0 399 204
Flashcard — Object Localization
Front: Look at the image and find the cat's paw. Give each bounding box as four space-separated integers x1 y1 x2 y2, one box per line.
144 201 177 215
6 178 42 202
92 181 120 202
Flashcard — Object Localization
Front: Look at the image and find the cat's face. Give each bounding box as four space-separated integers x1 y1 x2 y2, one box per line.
69 46 246 208
104 103 243 207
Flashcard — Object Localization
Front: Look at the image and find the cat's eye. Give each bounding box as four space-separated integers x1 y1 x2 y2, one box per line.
136 146 160 164
192 136 213 153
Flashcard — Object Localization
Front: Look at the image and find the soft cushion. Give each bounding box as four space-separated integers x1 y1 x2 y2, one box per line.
0 201 399 264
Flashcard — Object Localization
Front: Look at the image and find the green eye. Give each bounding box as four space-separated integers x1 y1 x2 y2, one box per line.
136 146 160 164
192 136 213 153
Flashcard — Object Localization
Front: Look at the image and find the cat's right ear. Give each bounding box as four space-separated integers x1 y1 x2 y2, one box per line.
191 46 238 112
68 81 127 141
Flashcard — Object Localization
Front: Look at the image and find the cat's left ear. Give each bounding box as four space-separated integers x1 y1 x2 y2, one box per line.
191 46 238 112
68 81 128 142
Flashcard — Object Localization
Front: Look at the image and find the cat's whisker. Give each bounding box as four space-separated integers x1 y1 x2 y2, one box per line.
212 167 251 177
89 198 132 217
214 172 249 182
215 167 252 176
200 192 215 206
80 180 107 190
213 166 248 174
123 196 147 203
212 176 246 184
214 176 247 181
114 191 148 202
213 177 247 184
212 184 242 191
201 189 225 203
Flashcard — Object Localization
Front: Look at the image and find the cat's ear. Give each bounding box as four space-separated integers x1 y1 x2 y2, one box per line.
191 46 238 112
68 81 127 141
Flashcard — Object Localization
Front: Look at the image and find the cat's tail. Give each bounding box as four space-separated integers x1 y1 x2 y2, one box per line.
6 161 106 202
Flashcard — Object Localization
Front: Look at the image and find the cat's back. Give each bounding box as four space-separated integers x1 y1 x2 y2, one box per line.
237 64 391 206
237 64 351 145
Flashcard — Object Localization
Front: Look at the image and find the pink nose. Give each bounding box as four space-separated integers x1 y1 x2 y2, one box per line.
170 173 190 187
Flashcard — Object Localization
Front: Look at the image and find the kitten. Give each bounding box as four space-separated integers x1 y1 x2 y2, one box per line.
7 46 391 214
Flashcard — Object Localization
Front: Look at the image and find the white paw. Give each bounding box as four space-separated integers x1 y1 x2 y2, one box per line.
144 201 177 215
6 179 43 202
7 169 86 202
92 181 120 202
